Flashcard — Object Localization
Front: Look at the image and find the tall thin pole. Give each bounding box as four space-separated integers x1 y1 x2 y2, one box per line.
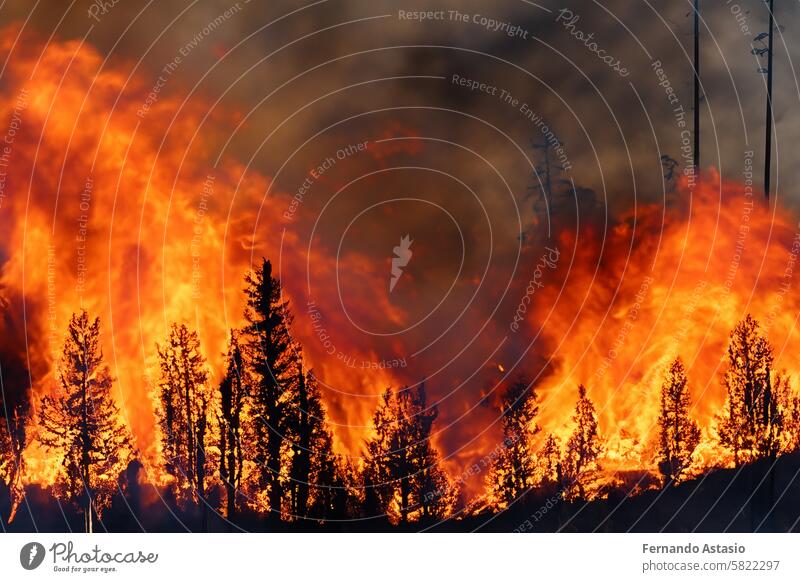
764 0 775 200
693 0 700 172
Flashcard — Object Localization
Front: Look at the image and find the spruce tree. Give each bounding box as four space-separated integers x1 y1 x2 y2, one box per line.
0 405 26 521
288 368 313 518
784 394 800 453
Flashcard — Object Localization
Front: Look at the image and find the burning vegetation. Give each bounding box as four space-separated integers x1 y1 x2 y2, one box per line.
4 252 800 530
2 23 800 532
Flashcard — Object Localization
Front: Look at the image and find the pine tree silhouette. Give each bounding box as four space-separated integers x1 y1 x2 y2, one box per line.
656 357 701 485
718 315 788 465
298 370 356 521
217 331 247 523
38 310 132 532
243 259 300 519
155 323 212 529
563 385 603 500
364 382 453 524
0 403 26 521
539 433 564 490
486 375 540 507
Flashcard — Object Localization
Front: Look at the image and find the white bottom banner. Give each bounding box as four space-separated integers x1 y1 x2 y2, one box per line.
1 533 798 581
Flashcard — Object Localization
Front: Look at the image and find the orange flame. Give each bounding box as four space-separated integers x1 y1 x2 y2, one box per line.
2 24 799 507
528 172 800 480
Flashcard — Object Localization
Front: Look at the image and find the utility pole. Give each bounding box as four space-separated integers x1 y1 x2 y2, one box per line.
764 0 775 200
693 0 700 173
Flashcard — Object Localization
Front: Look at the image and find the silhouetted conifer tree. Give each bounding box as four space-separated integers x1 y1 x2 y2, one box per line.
539 433 563 489
155 323 213 516
0 404 26 520
718 315 788 465
38 310 132 532
243 259 300 518
217 332 247 521
657 357 701 485
364 382 452 523
784 394 800 453
563 385 603 500
486 375 540 506
288 368 312 518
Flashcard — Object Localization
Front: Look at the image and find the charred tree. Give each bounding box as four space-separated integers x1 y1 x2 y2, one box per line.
0 403 26 522
764 0 775 199
693 0 701 172
288 368 312 518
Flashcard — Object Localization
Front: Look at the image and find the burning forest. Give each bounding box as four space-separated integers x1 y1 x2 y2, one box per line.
1 2 800 535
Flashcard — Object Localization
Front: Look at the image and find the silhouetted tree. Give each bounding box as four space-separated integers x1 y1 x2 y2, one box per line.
287 368 351 520
303 381 359 522
38 310 132 532
364 383 453 523
155 322 213 527
287 368 312 518
243 259 300 518
718 315 787 465
784 394 800 453
217 332 247 522
563 385 603 500
296 370 362 521
486 375 540 506
417 452 454 521
656 357 701 485
0 405 26 521
526 137 570 218
306 429 349 520
539 433 563 488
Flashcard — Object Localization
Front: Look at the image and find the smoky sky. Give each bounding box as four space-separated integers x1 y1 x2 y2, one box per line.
2 0 795 204
1 0 799 483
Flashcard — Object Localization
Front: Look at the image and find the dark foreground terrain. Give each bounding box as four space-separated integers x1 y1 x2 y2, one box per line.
3 453 800 533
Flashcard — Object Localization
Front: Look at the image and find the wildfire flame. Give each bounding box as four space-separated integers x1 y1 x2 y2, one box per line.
528 173 800 481
1 24 799 510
